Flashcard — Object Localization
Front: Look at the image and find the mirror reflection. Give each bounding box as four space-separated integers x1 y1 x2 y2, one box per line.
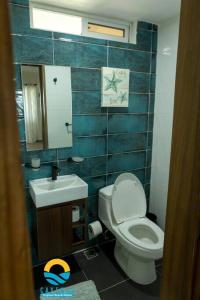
22 65 44 151
21 65 73 151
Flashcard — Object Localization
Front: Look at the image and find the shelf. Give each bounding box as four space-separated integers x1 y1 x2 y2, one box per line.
72 240 85 247
72 221 86 229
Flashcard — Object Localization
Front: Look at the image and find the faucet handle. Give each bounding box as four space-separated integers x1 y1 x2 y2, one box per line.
52 164 60 173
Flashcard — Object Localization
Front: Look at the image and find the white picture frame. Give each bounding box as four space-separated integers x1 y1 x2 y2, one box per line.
101 67 130 107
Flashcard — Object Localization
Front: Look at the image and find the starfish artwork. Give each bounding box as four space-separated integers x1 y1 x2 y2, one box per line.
118 91 128 103
104 71 122 93
101 67 130 107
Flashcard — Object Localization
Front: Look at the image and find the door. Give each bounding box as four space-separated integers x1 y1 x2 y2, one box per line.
160 0 200 299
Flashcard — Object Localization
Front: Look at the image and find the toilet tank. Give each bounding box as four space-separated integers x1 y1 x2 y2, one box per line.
98 185 114 230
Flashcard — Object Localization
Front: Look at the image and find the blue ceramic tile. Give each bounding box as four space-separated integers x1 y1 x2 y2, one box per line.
59 136 106 159
150 74 156 93
108 133 147 154
151 53 157 73
146 168 151 184
108 47 151 72
88 195 98 219
21 144 57 164
23 164 52 186
148 114 154 131
10 4 52 37
84 175 106 196
107 41 130 51
11 0 156 220
146 149 152 167
72 91 106 114
57 147 73 160
18 118 25 141
145 184 150 199
150 93 155 113
14 64 22 90
153 24 158 32
73 136 107 157
108 114 148 134
152 31 158 52
54 40 107 68
12 35 53 64
148 132 153 148
73 115 107 136
108 29 151 52
71 68 101 91
130 72 150 93
59 156 106 177
137 21 153 31
107 169 146 185
137 29 152 52
24 187 33 212
10 0 29 5
145 183 150 206
53 32 107 46
27 211 33 234
108 94 149 114
108 151 146 173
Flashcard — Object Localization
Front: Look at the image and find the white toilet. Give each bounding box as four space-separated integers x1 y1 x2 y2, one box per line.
98 173 164 285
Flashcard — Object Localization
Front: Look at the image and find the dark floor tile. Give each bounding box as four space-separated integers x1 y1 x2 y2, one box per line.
100 276 161 300
156 265 162 276
74 245 127 291
99 240 117 264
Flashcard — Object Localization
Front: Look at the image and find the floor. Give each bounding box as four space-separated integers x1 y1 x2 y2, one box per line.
34 240 162 299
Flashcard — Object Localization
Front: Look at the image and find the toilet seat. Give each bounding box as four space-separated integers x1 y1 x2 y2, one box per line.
118 217 164 251
112 173 146 224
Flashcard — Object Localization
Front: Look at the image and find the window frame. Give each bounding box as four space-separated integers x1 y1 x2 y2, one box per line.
30 2 137 44
82 17 129 42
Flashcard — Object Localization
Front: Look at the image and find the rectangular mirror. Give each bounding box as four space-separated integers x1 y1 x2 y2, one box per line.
21 65 72 151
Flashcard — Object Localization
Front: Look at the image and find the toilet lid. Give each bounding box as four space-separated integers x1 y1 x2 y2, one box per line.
112 173 146 224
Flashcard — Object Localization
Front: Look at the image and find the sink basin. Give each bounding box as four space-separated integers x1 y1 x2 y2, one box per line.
29 174 88 208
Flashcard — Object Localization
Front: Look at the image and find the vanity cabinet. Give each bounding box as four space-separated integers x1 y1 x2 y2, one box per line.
33 198 87 261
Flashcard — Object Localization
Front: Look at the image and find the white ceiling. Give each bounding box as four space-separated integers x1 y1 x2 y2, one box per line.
32 0 181 24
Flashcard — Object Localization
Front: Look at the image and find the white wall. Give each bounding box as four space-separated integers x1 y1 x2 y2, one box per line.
150 16 180 230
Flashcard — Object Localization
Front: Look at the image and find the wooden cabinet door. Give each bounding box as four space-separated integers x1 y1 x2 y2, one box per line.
36 204 72 260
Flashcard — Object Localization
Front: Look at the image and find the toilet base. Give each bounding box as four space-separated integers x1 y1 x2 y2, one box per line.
114 240 157 285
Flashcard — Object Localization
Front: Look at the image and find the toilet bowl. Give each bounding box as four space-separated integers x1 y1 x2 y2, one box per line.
98 173 164 285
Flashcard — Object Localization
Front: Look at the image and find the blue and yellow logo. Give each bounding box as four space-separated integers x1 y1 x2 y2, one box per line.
44 259 70 286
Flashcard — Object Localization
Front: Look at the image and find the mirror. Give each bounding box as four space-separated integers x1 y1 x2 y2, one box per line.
21 65 72 151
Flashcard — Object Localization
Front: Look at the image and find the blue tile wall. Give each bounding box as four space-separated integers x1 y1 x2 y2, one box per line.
10 2 157 263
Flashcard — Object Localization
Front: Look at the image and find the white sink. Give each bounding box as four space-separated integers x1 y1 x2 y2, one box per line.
29 174 88 208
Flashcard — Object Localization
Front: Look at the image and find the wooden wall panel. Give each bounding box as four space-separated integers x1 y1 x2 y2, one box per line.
161 0 200 299
0 1 35 299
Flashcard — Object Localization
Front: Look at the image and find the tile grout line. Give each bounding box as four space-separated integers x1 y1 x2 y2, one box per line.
11 34 156 54
81 269 89 280
145 29 153 187
106 45 109 186
99 278 129 294
52 32 55 64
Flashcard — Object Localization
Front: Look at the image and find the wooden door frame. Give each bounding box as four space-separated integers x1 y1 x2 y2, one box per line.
0 1 35 299
160 0 200 299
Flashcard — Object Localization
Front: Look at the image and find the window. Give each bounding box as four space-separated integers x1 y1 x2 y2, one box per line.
30 4 136 44
88 22 125 38
31 7 82 35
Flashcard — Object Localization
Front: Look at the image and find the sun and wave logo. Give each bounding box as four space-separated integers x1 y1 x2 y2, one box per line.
43 258 70 286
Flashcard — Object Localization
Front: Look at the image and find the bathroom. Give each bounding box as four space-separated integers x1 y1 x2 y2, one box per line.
3 0 199 299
